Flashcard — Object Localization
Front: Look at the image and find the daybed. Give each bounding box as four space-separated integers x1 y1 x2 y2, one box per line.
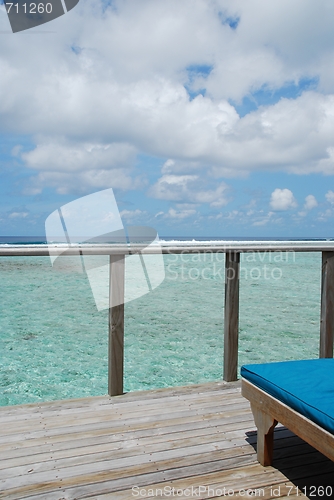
241 359 334 466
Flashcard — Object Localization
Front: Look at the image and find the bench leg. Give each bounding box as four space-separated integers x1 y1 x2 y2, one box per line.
251 404 278 466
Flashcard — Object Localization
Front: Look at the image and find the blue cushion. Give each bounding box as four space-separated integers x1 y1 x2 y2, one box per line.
241 359 334 435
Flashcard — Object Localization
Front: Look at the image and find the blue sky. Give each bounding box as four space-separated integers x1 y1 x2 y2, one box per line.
1 0 334 238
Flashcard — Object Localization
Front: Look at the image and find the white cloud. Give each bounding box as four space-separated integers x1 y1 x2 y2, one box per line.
23 169 142 195
167 208 197 219
270 189 297 211
317 207 334 221
2 0 334 195
325 190 334 204
149 174 229 207
194 183 230 207
9 212 29 219
149 175 198 201
304 194 318 210
252 212 274 227
20 140 141 193
21 141 136 172
120 209 145 220
298 194 318 216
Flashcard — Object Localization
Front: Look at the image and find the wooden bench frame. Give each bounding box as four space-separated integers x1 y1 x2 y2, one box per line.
242 378 334 466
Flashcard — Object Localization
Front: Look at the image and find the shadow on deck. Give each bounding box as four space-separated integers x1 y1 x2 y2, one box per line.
0 381 333 499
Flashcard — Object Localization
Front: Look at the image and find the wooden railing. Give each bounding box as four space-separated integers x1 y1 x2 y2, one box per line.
1 241 334 395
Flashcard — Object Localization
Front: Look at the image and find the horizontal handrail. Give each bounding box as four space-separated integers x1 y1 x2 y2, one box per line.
1 240 334 256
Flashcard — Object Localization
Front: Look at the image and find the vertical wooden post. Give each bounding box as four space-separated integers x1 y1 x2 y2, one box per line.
108 254 125 396
320 251 334 358
224 251 240 381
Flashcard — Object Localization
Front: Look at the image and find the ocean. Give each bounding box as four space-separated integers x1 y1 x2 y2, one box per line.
0 237 322 406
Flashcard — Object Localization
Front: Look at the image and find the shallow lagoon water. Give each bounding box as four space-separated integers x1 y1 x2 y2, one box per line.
0 251 321 406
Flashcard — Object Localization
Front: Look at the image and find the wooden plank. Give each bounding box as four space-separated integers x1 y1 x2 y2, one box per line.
73 464 279 500
0 415 253 460
0 404 251 445
0 395 249 436
0 388 246 428
0 454 258 500
0 389 246 429
1 456 264 500
0 436 257 488
320 251 334 358
0 414 254 462
95 459 334 500
0 400 251 439
0 407 253 452
0 421 258 470
0 400 251 450
0 439 257 492
108 254 125 396
224 252 240 382
0 381 241 418
0 381 241 422
0 412 253 455
0 382 332 500
0 429 320 494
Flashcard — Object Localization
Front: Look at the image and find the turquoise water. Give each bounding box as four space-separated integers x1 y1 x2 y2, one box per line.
0 251 321 406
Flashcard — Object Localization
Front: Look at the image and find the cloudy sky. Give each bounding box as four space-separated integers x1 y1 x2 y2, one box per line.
1 0 334 237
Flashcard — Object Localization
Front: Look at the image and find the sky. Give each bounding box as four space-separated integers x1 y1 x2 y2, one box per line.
1 0 334 238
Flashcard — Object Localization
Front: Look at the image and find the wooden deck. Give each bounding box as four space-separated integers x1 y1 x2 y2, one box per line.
0 382 333 500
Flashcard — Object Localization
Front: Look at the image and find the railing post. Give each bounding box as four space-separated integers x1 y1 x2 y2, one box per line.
108 254 125 396
224 251 240 381
320 251 334 358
